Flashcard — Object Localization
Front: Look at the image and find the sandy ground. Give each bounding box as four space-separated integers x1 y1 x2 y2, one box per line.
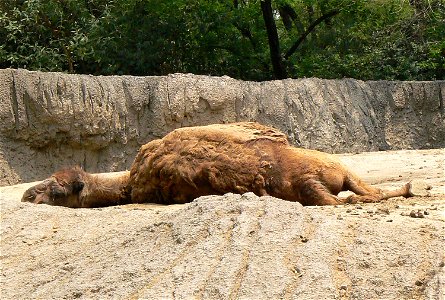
0 149 444 299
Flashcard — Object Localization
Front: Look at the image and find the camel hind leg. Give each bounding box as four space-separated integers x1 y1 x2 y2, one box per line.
298 177 342 206
341 174 413 204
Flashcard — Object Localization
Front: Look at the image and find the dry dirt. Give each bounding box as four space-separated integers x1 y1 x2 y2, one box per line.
1 149 444 299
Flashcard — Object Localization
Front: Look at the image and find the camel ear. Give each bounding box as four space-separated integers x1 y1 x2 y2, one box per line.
72 180 84 193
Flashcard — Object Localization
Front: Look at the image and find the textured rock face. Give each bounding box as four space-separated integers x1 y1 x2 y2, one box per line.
0 69 444 185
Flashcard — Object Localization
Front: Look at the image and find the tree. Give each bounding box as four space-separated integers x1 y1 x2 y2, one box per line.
260 0 340 79
1 0 443 80
0 0 110 72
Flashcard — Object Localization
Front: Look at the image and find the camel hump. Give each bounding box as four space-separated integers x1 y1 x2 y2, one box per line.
129 122 289 204
169 122 289 145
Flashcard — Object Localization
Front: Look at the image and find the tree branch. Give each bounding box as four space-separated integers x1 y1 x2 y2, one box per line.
284 9 339 60
278 4 304 33
233 23 257 50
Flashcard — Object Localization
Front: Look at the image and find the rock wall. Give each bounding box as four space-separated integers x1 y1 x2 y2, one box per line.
0 68 444 186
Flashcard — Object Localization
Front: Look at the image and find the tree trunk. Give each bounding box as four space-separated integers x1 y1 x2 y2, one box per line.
260 0 287 79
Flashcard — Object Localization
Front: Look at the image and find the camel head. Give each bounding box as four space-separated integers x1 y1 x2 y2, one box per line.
21 167 86 208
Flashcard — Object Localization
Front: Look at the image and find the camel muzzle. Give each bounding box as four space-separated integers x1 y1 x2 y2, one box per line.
21 180 52 204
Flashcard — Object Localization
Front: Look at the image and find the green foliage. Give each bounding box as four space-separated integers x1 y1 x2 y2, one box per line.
0 0 108 72
88 0 271 80
279 0 444 80
1 0 443 80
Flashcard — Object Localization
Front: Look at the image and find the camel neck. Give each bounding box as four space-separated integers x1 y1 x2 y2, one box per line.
81 171 131 207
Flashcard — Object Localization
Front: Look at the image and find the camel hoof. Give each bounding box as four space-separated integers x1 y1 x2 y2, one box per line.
407 180 432 197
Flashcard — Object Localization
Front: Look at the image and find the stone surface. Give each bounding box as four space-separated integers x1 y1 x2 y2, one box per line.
1 69 444 185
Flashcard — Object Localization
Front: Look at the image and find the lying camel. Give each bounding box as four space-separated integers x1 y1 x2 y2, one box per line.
22 122 419 208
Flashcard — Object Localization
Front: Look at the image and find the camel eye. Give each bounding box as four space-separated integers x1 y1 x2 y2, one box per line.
72 181 84 193
50 187 66 198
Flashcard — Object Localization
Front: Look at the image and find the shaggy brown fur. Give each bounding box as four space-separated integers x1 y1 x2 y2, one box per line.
22 122 415 207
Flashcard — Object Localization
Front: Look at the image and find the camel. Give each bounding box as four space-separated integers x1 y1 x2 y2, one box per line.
22 122 419 208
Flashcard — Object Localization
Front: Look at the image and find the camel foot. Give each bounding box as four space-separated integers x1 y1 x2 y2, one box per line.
407 180 432 197
345 194 379 204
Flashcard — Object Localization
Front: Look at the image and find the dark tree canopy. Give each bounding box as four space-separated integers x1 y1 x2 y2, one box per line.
1 0 444 80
